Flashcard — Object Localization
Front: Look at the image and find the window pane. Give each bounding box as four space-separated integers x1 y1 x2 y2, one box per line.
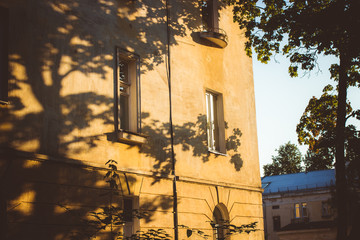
322 202 331 217
212 94 219 150
119 61 129 83
273 216 281 231
205 91 220 151
206 93 212 149
120 84 129 95
206 92 216 150
117 49 136 132
295 203 301 218
123 198 133 222
213 206 226 240
302 202 308 217
120 95 129 130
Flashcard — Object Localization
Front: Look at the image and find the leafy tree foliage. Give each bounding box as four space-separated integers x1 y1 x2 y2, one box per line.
302 149 334 171
297 85 360 171
263 142 302 176
227 0 360 81
179 221 257 239
227 1 360 238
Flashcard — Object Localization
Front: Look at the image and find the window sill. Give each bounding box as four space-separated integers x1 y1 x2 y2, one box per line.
0 100 10 105
106 130 148 145
208 149 227 156
0 100 10 108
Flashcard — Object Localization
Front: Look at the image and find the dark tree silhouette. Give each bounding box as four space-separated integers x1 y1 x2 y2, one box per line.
227 1 360 238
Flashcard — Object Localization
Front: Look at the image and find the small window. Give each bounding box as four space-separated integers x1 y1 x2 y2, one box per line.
213 204 229 240
273 216 281 231
0 6 9 104
123 197 139 238
294 202 308 219
294 203 301 219
301 202 308 217
322 201 332 218
272 205 279 209
123 198 133 222
205 91 225 153
116 48 140 133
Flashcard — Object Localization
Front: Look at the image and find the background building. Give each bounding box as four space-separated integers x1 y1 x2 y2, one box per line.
0 0 263 239
262 170 336 240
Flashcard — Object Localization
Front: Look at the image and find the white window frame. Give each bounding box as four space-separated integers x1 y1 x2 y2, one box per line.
205 90 225 153
115 48 141 133
206 92 217 151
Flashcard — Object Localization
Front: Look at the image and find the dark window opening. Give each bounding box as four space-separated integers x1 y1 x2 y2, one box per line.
123 198 133 222
322 201 332 218
273 216 281 231
122 197 139 238
272 205 280 209
302 202 308 217
201 0 219 30
0 6 9 103
213 204 229 240
213 207 225 240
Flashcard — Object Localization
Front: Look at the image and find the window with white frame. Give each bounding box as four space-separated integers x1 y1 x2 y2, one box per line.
116 48 140 133
205 91 225 153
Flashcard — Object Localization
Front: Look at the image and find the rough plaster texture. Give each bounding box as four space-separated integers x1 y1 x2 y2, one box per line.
0 0 263 239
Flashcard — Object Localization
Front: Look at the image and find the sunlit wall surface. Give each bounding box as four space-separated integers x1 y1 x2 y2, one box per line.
0 1 263 239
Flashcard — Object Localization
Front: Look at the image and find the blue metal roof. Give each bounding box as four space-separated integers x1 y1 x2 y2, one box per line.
261 169 335 195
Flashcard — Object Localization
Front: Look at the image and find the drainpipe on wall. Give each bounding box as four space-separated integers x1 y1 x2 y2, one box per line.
165 1 179 240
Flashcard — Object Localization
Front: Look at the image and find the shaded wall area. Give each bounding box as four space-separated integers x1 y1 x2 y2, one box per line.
0 0 194 238
0 0 263 239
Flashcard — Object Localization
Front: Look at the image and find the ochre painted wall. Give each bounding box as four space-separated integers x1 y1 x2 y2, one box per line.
0 0 263 239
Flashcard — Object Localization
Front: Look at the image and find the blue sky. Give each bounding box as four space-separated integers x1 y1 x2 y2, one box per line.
253 54 360 176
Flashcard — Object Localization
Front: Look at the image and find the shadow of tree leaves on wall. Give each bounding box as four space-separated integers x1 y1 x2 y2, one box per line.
0 1 240 239
138 113 245 184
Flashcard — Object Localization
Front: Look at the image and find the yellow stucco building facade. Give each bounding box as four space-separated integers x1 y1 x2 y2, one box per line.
0 1 263 239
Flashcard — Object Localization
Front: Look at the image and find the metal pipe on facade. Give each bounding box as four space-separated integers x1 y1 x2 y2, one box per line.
165 1 179 240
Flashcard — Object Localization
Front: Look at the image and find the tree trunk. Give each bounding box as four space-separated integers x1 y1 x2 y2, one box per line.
335 51 349 240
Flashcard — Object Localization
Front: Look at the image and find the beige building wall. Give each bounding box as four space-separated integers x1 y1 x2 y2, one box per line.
0 0 263 239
